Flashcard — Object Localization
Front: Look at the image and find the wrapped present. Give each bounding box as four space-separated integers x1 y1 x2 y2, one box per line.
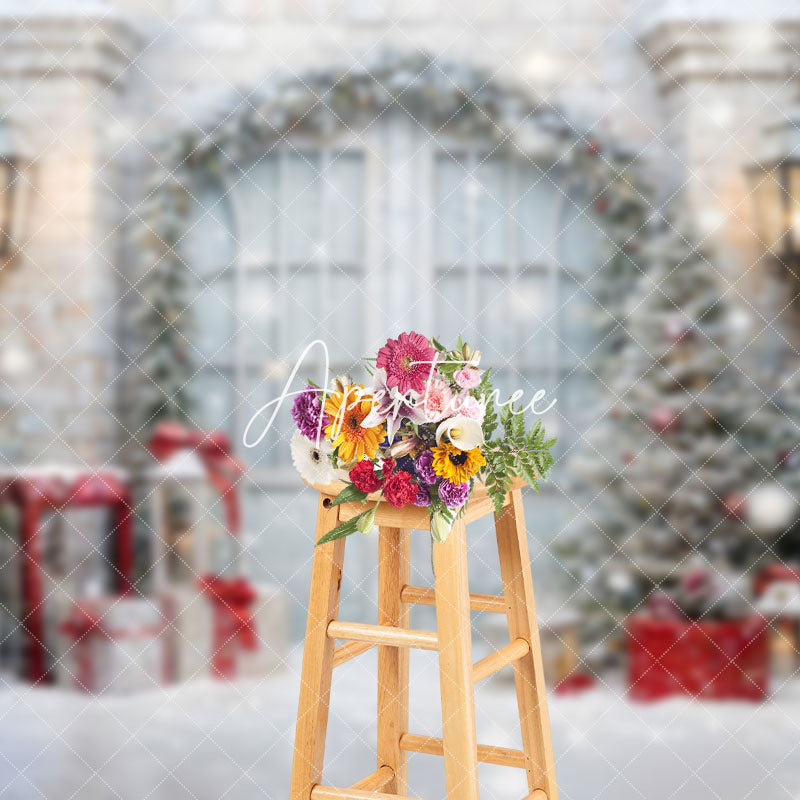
198 575 257 679
0 468 134 684
160 577 286 682
55 596 166 693
229 581 287 679
160 583 213 683
627 616 768 702
754 563 800 596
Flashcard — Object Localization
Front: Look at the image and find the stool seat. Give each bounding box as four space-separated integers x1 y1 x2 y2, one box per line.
289 482 559 800
305 476 527 530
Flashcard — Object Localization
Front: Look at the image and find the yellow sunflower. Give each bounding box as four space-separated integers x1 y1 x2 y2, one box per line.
431 442 486 484
324 385 384 462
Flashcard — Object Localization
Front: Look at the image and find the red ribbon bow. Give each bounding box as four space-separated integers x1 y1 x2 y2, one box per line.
148 422 244 534
198 575 258 679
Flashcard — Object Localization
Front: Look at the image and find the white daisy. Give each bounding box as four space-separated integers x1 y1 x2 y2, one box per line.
290 429 335 485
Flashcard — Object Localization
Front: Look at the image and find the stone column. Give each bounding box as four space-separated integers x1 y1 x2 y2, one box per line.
0 10 142 464
640 14 800 348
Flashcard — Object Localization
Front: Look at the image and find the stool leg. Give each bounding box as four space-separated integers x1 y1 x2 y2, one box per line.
433 518 480 800
377 526 411 793
289 498 346 800
495 489 558 800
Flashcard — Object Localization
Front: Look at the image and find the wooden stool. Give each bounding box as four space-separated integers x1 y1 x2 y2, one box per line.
289 478 558 800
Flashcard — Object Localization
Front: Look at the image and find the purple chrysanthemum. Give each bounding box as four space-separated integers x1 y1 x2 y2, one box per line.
291 385 329 440
438 479 470 509
413 484 432 507
414 450 437 485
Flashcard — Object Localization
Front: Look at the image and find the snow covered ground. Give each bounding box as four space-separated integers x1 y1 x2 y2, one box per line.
1 653 799 800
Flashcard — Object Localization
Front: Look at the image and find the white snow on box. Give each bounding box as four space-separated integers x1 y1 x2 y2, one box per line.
54 596 166 694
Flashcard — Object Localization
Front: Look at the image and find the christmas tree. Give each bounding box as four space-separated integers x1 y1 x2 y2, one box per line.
555 223 800 647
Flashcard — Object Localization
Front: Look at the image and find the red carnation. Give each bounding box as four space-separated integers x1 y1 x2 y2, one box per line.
349 460 383 493
380 458 396 479
383 471 417 509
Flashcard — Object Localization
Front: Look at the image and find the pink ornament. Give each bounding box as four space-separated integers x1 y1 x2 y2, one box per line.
454 367 481 389
664 314 693 344
648 407 679 433
722 493 747 519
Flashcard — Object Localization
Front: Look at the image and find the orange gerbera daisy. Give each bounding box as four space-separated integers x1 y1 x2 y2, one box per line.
324 384 385 463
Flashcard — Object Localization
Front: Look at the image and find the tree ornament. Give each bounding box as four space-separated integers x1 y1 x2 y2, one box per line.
648 407 679 433
722 493 747 519
747 483 798 535
777 449 799 470
663 313 692 343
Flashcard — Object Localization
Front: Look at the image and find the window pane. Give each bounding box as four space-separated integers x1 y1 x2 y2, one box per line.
193 271 235 363
476 155 509 265
328 153 365 265
190 368 236 434
183 176 236 279
242 369 291 469
242 270 280 362
233 156 279 268
558 368 597 448
512 266 552 358
558 273 596 361
434 153 469 265
517 163 554 264
476 269 513 357
285 152 322 265
517 369 554 413
559 191 603 276
285 265 322 345
325 269 364 360
432 267 471 345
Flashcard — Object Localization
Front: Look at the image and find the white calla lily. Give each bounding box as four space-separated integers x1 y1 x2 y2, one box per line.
435 415 484 450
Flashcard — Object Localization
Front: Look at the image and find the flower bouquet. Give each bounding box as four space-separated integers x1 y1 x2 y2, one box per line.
289 332 556 545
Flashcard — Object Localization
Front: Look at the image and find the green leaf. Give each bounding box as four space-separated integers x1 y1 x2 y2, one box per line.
330 484 369 506
316 508 374 545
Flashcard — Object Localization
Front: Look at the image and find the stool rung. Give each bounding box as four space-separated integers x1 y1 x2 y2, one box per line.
332 641 374 667
349 765 394 791
311 787 429 800
473 638 530 683
399 733 527 768
327 620 438 651
400 585 507 614
525 792 548 800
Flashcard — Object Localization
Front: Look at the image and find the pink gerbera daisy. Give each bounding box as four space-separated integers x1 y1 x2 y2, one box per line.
376 332 437 395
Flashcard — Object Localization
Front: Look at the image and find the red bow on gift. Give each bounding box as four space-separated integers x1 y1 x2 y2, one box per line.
198 575 258 679
148 422 245 534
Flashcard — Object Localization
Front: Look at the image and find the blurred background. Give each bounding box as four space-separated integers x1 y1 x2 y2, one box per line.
1 0 800 798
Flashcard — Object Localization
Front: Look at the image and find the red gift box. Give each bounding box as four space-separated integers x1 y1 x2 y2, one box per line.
627 616 768 702
754 564 800 597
